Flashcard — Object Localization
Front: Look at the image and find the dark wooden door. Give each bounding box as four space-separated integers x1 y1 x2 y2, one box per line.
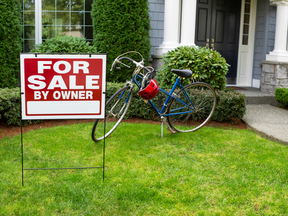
195 0 241 84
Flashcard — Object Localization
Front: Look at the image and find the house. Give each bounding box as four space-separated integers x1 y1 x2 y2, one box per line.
22 0 288 93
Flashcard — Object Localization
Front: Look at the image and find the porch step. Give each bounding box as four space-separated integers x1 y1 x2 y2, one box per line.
233 87 280 106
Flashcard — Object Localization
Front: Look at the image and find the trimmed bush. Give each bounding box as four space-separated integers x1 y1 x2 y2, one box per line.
0 88 41 126
0 85 245 126
30 36 98 53
107 84 246 123
0 0 23 88
275 88 288 107
91 0 151 83
213 89 246 123
158 46 229 91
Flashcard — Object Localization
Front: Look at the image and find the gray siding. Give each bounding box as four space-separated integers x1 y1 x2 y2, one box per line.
148 0 164 55
267 6 276 54
253 0 276 80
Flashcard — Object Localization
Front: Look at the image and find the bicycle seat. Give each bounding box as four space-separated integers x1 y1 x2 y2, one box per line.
171 69 192 78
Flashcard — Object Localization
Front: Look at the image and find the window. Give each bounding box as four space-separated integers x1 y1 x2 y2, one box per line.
242 0 251 45
23 0 35 52
22 0 93 52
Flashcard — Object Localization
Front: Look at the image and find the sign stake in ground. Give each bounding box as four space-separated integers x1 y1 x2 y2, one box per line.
20 54 107 185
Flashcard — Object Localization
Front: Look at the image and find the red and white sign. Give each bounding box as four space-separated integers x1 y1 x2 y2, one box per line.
20 54 106 120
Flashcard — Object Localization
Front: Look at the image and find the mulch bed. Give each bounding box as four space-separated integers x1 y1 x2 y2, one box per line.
0 118 247 140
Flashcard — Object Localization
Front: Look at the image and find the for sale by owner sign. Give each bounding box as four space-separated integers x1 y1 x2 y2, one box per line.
20 54 106 120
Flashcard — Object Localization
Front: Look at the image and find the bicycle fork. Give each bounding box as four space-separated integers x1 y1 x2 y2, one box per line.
108 89 132 118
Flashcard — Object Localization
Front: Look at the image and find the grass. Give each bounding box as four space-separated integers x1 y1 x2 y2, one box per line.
1 122 288 215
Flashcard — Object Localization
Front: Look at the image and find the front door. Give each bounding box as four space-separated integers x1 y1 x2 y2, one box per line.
195 0 241 84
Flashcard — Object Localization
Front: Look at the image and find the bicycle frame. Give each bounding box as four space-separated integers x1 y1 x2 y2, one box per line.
132 75 195 118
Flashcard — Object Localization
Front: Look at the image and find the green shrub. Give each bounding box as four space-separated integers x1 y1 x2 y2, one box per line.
275 88 288 107
30 36 97 53
0 85 245 126
158 46 229 91
0 0 23 88
0 88 41 126
107 84 246 123
213 89 246 123
91 0 151 83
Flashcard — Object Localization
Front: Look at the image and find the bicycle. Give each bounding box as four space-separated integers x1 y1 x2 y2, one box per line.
92 51 217 142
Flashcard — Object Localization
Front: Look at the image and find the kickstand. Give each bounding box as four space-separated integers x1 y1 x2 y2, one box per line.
160 117 176 138
161 121 164 138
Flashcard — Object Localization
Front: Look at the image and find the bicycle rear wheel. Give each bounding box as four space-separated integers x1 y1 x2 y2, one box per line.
92 85 133 142
167 82 217 133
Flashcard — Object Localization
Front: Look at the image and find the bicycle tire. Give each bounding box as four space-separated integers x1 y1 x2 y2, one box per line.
167 82 217 133
92 85 133 142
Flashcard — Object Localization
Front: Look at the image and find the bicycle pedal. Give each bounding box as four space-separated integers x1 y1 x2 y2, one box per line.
167 128 176 134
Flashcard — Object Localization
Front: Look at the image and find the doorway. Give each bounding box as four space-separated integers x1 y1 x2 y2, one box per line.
195 0 242 84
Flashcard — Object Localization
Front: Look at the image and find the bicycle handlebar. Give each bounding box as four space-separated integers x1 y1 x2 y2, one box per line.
111 54 152 73
118 56 135 63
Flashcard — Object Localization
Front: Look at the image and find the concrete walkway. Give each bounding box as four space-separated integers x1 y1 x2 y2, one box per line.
234 87 288 145
242 104 288 145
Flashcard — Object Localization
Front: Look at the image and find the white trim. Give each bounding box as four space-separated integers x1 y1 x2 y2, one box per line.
35 0 42 45
253 79 261 88
155 0 181 55
236 0 257 86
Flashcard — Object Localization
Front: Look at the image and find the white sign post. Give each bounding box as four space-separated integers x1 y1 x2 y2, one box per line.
20 54 106 120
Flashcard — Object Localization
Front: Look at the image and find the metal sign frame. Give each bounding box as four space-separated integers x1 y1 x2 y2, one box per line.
20 53 107 185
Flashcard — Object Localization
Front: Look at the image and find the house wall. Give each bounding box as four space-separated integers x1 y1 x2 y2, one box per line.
253 0 276 81
148 0 165 55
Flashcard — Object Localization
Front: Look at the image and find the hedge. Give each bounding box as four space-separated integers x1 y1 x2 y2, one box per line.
0 0 23 88
30 36 98 53
120 84 246 123
0 88 41 126
0 85 245 126
91 0 151 83
275 88 288 108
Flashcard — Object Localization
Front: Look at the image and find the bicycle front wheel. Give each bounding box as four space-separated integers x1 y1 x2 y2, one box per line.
92 85 133 142
167 82 217 133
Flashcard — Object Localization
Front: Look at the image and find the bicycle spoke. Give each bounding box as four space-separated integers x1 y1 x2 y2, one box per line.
167 82 217 133
92 86 133 142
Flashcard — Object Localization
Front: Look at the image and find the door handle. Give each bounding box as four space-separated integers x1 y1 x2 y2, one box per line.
211 39 215 50
206 39 210 48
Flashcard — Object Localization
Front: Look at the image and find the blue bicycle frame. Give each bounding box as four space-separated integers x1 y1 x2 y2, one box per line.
132 75 195 118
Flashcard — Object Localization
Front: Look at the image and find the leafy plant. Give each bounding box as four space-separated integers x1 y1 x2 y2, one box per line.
106 84 246 123
91 0 151 83
0 88 41 126
0 0 22 88
158 46 229 91
214 89 246 123
275 88 288 108
30 36 97 53
0 85 245 126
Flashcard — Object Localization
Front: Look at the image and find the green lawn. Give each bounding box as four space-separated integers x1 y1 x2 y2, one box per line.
1 122 288 215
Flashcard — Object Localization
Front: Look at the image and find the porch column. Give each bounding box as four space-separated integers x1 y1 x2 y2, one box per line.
180 0 197 46
266 0 288 62
155 0 181 55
